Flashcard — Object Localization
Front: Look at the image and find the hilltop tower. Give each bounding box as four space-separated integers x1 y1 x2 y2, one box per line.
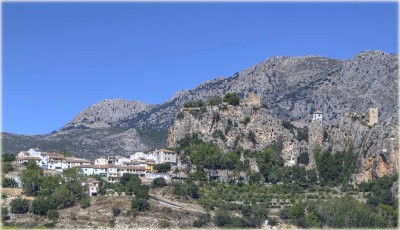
240 92 261 107
368 108 378 126
307 110 324 168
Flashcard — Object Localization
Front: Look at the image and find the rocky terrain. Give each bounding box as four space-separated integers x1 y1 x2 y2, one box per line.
2 50 398 159
322 112 398 183
167 93 398 183
168 94 307 165
1 128 148 160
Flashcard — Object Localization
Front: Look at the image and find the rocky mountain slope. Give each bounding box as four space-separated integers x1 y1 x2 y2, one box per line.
1 128 148 160
322 112 398 183
167 95 398 183
2 50 397 159
62 50 398 131
168 94 307 165
63 99 154 130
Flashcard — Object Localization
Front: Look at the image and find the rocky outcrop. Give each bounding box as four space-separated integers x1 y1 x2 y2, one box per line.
168 100 308 166
321 112 398 183
63 99 154 129
169 102 398 183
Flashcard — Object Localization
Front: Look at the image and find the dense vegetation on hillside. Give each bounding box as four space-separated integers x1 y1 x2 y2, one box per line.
173 134 398 228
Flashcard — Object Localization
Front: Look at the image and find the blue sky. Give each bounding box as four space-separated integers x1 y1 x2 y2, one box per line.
2 2 398 135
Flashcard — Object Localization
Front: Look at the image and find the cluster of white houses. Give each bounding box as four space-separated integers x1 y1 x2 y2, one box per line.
17 148 178 184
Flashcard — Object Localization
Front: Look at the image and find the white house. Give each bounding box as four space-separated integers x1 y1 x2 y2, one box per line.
116 157 130 165
82 178 99 196
94 157 108 166
130 152 146 161
312 110 323 121
156 149 178 165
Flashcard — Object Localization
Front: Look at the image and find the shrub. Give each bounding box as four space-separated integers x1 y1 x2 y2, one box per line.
2 154 16 162
184 100 204 108
134 185 150 200
281 120 296 130
269 218 278 226
297 152 309 165
154 163 172 173
31 197 56 216
131 198 150 212
296 127 308 141
241 117 251 125
176 112 184 120
10 198 30 214
159 220 171 228
213 211 230 227
2 177 18 188
152 177 167 188
70 211 77 220
306 212 323 228
112 207 121 216
223 93 240 106
193 213 211 227
213 130 226 142
279 206 290 219
248 131 256 146
207 96 222 106
52 186 75 209
308 196 387 228
79 194 91 209
47 209 59 221
188 171 207 180
2 162 13 173
44 223 56 228
2 207 9 221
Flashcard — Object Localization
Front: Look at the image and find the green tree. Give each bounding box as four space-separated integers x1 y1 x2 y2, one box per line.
31 197 57 216
62 167 84 182
10 198 30 214
134 185 150 200
223 93 241 106
131 198 150 212
153 163 172 173
249 172 264 186
297 152 309 165
20 161 43 196
306 212 323 228
52 186 75 209
2 154 16 162
152 177 167 188
39 175 63 196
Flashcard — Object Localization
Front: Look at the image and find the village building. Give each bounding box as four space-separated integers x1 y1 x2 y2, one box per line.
94 157 108 165
156 149 178 165
82 178 99 196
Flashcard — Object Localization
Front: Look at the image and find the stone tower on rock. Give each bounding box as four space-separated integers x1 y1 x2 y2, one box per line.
308 110 324 169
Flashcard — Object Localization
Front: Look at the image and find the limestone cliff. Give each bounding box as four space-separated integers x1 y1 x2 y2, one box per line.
168 97 308 166
321 112 398 184
169 98 397 183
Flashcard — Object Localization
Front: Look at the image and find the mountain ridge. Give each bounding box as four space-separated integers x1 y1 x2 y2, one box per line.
2 50 398 159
